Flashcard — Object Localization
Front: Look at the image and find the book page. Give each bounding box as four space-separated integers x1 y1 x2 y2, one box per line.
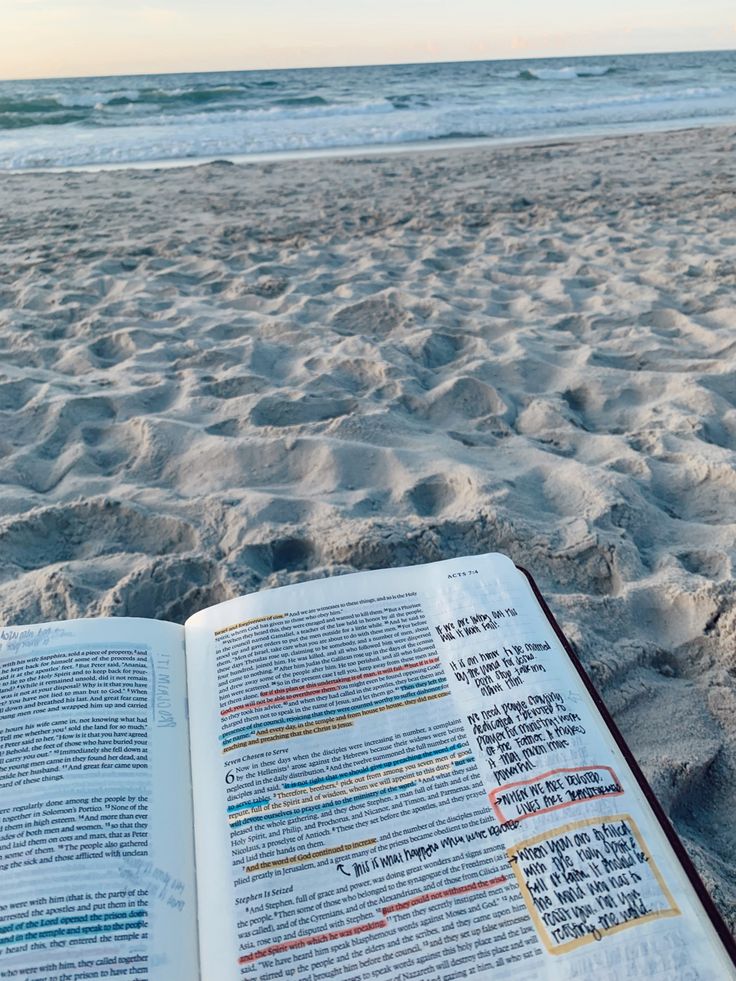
185 553 735 980
0 618 198 981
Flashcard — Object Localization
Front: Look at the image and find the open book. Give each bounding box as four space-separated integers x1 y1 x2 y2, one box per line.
1 552 734 980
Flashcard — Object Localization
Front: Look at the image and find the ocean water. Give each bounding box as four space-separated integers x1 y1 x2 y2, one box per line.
1 50 736 170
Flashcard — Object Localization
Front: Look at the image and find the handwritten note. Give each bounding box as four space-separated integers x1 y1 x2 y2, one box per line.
508 815 679 954
468 692 586 784
490 766 623 822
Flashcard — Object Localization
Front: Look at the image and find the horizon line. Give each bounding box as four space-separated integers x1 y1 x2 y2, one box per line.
2 44 734 85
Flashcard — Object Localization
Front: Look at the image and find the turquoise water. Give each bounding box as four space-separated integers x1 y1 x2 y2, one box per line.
1 50 735 169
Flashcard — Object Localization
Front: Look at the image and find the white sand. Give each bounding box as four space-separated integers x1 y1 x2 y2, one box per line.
0 125 735 928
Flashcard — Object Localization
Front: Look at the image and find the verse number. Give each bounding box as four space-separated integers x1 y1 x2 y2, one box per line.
226 770 235 785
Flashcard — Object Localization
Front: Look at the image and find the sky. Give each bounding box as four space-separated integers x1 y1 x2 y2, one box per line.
2 0 735 80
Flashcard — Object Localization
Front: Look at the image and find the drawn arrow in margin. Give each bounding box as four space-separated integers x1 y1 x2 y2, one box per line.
337 864 352 876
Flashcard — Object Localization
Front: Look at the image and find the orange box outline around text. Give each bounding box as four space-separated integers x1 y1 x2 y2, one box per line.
489 764 623 823
507 813 680 955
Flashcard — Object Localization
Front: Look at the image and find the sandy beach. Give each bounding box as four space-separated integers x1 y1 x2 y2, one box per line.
0 124 735 929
